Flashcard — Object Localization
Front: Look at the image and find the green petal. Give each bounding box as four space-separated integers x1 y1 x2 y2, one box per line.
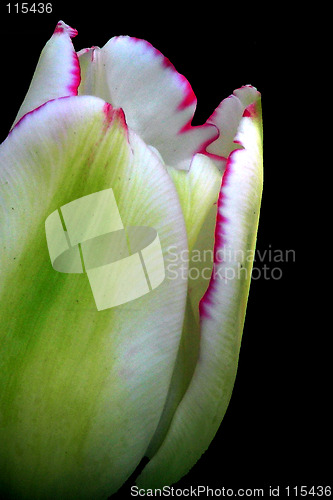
167 154 221 252
137 95 263 488
0 96 188 498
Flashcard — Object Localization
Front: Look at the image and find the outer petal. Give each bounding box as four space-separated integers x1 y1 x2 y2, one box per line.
0 96 188 498
78 38 217 169
137 95 263 488
12 21 80 128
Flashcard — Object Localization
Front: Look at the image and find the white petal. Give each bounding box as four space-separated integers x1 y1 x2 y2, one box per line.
78 38 217 169
12 21 80 128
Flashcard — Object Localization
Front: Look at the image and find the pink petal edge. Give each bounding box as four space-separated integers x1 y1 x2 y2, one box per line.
102 102 128 137
199 91 261 320
128 36 197 113
53 20 78 38
198 160 233 320
204 85 260 165
8 98 128 142
53 21 81 96
56 22 80 96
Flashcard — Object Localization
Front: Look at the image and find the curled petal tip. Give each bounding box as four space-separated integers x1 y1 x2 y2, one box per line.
54 20 78 38
242 101 261 120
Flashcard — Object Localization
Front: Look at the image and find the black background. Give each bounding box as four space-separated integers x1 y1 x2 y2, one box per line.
0 3 322 499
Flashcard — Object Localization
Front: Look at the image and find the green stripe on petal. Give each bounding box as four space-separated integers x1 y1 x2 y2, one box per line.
137 95 263 489
0 96 188 498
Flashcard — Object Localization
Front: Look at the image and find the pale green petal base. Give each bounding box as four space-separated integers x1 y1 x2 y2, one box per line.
145 154 221 457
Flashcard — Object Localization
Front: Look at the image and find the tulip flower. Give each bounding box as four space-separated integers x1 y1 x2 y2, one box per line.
0 21 263 499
